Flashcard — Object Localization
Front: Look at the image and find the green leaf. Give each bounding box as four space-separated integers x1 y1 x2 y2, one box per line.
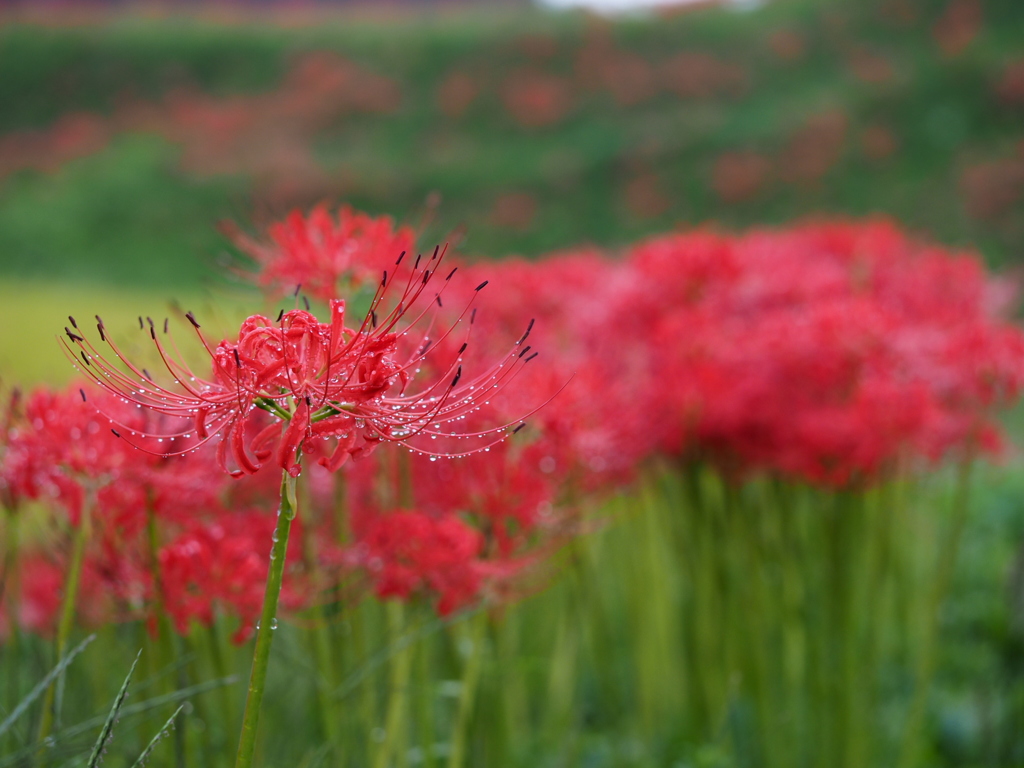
86 649 142 768
0 634 95 739
128 704 186 768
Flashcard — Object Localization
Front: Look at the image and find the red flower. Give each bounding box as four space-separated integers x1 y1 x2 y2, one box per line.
63 248 543 478
356 510 484 615
159 511 306 643
224 204 415 303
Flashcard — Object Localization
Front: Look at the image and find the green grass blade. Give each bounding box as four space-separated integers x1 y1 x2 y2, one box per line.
0 634 95 739
86 649 142 768
128 704 186 768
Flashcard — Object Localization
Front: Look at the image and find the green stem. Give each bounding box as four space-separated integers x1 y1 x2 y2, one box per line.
36 500 90 753
298 473 343 758
234 469 298 768
3 506 21 755
448 611 486 768
897 461 973 768
374 601 413 768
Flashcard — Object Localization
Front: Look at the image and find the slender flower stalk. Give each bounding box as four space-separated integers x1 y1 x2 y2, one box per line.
235 469 298 768
36 498 91 753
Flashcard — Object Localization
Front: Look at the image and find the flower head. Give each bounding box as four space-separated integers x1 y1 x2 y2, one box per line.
63 246 545 478
224 204 415 303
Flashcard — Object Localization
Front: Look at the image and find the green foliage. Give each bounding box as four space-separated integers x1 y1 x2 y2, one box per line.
0 0 1022 288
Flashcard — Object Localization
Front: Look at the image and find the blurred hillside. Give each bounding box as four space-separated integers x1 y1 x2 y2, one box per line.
0 0 1022 288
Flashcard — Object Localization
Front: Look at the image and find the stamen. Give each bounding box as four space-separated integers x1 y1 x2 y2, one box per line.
163 318 169 334
293 284 302 297
446 267 458 281
276 309 284 322
138 316 144 330
471 308 477 324
519 319 535 345
436 295 443 308
382 271 388 287
233 349 242 367
68 316 78 329
302 296 311 311
451 365 463 388
475 280 489 291
518 345 532 358
186 312 200 329
513 423 526 435
65 327 84 343
524 352 538 363
396 250 406 266
79 388 87 402
111 428 121 438
459 342 468 354
422 270 431 284
81 351 90 366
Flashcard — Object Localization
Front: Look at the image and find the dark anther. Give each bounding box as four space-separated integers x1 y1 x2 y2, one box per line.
513 423 526 435
470 308 477 324
422 270 431 284
147 317 154 329
524 352 538 363
81 351 90 366
396 250 406 266
65 327 84 343
371 311 378 328
475 280 489 291
415 253 423 269
233 349 242 367
436 295 443 308
79 388 87 402
150 326 156 340
143 368 153 381
305 396 312 406
276 309 284 322
458 342 468 354
111 428 121 438
420 340 433 355
293 284 302 297
138 316 144 330
519 319 535 344
382 270 388 287
431 245 439 260
97 323 105 342
303 296 311 311
451 365 463 388
68 315 78 329
518 345 532 358
186 312 200 328
163 318 169 334
446 267 458 281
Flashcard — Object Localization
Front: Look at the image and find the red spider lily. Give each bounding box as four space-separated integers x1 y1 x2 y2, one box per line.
62 247 544 478
2 385 139 524
224 204 415 302
626 220 1024 485
159 511 307 643
354 510 485 616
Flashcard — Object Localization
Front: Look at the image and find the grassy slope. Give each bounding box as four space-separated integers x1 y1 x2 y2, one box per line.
0 0 1022 292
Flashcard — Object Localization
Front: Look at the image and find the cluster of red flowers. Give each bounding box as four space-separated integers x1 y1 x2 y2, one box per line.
2 208 1022 643
0 51 400 195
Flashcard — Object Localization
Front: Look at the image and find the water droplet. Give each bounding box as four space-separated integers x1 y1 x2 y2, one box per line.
270 618 278 630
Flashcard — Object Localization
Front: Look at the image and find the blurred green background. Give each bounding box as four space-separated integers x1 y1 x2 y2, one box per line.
3 0 1024 764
